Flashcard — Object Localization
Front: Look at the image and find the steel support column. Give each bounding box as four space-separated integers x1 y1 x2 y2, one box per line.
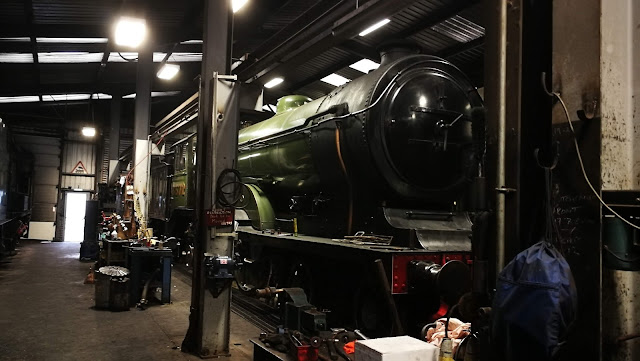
108 94 122 186
484 0 522 278
133 47 152 231
600 1 640 359
182 0 235 358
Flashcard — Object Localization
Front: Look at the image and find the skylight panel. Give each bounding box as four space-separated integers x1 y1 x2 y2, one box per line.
91 93 112 100
42 94 91 102
122 91 181 99
349 59 380 73
38 52 104 63
0 96 40 103
108 52 203 63
36 38 108 44
320 73 350 86
108 52 138 62
157 52 202 62
262 104 277 112
0 37 30 42
0 53 34 63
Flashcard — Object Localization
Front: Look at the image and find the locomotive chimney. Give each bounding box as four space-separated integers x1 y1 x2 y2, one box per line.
378 39 421 66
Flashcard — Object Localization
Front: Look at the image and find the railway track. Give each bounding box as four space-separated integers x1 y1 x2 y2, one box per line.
173 264 280 332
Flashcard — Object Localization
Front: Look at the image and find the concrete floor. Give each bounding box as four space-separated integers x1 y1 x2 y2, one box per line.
0 241 261 361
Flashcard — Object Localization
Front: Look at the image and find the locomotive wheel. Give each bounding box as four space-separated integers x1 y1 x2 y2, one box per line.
234 255 285 295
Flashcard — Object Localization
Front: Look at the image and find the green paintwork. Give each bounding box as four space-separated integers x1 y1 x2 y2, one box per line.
242 184 275 230
171 94 322 215
275 95 312 114
237 95 324 193
238 96 320 145
170 173 189 208
170 135 197 210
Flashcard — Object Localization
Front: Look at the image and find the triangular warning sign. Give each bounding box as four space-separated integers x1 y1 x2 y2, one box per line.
72 161 88 174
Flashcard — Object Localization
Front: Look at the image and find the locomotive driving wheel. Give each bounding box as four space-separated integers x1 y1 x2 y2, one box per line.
234 254 285 295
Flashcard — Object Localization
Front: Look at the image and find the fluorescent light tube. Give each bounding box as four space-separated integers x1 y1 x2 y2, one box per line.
264 77 284 88
359 19 391 36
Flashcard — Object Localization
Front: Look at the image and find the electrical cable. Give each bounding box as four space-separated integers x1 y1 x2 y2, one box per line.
552 92 640 230
215 168 245 208
444 304 458 339
118 52 138 62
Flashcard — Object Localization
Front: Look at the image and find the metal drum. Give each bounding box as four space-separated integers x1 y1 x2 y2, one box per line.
94 266 130 310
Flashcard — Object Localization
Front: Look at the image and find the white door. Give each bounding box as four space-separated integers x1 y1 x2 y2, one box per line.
63 192 88 242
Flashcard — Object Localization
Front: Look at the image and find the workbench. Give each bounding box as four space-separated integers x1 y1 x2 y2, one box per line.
251 338 290 361
126 246 172 305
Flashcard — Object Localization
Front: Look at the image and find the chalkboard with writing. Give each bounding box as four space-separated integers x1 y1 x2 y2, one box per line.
551 119 600 360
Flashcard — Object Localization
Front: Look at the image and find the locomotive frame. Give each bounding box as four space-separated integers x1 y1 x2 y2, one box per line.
149 49 485 336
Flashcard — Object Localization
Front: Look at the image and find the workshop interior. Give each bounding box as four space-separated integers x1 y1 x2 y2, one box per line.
0 0 637 360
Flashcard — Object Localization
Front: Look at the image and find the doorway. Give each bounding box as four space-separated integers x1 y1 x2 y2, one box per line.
63 192 88 243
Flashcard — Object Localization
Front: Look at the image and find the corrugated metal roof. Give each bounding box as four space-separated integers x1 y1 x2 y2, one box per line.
431 15 484 43
261 0 322 30
0 0 485 112
32 0 118 25
411 28 459 53
0 1 27 25
291 48 351 82
447 46 483 66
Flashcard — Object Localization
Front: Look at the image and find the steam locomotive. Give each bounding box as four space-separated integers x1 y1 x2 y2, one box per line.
0 122 33 256
150 45 485 335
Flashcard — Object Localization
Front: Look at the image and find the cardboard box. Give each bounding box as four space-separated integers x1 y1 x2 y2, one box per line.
355 336 438 361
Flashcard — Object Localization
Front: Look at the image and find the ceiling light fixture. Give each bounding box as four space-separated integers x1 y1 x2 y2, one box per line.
349 59 380 73
82 127 96 137
233 0 249 13
180 40 203 44
157 63 180 80
264 77 284 89
320 73 350 86
114 16 147 48
358 18 391 36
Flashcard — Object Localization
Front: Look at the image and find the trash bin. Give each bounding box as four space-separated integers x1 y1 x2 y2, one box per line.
95 266 130 310
94 268 111 309
109 277 130 311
